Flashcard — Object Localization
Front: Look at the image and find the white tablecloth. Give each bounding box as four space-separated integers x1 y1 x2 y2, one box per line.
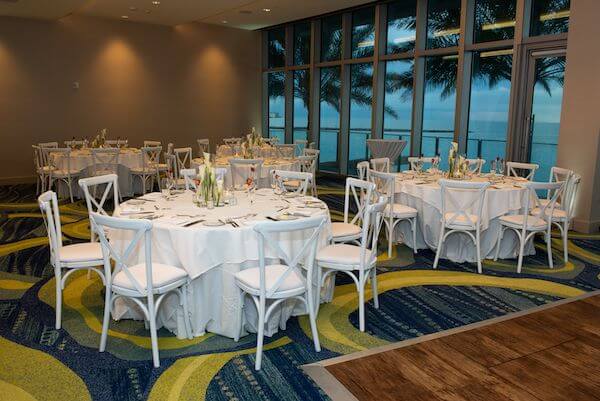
393 173 534 263
109 189 332 339
50 148 143 198
191 157 298 189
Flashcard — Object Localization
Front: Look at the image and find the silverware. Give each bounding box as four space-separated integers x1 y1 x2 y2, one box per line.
183 219 205 227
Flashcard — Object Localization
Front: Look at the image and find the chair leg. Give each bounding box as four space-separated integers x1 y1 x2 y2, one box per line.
387 218 393 258
371 267 379 309
255 298 265 370
516 235 525 274
148 299 160 368
67 178 74 203
306 292 321 352
55 270 62 330
476 230 482 274
358 278 365 332
99 286 111 352
412 218 417 254
494 228 504 261
563 221 569 263
546 232 554 269
433 227 445 269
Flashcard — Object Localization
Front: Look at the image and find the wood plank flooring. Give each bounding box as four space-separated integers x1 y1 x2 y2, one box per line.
325 295 600 401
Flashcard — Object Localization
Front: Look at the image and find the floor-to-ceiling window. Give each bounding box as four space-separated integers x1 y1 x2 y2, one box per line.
262 0 569 176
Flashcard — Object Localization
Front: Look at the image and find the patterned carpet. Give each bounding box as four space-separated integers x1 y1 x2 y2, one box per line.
0 181 599 401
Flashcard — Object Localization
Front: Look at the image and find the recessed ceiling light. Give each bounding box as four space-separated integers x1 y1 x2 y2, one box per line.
262 8 271 12
121 15 129 19
222 20 228 24
152 1 160 5
129 6 137 11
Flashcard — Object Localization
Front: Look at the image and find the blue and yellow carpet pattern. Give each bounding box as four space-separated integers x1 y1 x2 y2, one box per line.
0 182 599 400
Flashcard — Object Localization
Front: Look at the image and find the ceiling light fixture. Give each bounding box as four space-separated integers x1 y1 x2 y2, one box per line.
262 8 271 12
129 6 137 11
222 20 228 24
152 1 160 5
121 15 129 19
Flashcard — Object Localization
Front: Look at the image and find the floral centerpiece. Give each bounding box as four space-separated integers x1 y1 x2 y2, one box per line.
197 152 223 206
241 127 267 159
446 141 468 179
90 128 107 148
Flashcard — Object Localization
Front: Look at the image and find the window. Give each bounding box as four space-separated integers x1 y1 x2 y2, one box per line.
349 63 374 175
319 67 341 172
267 28 285 68
386 0 417 54
530 0 570 36
267 72 285 143
351 7 375 58
293 70 310 142
321 15 342 62
293 22 311 66
467 50 513 166
383 59 414 170
421 55 458 169
426 0 461 49
474 0 516 43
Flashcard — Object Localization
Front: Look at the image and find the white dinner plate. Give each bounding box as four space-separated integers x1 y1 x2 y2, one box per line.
275 214 299 221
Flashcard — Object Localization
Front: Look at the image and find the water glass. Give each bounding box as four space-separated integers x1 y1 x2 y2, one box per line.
491 159 497 175
161 178 172 196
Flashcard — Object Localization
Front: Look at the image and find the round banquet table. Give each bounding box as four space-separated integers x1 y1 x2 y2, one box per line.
50 148 143 198
393 173 535 263
191 157 299 189
109 189 332 339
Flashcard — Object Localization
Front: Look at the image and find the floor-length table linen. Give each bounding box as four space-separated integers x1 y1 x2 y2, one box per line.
108 189 332 339
393 174 534 263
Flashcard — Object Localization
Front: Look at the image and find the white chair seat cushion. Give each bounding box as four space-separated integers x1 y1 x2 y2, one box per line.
316 244 373 268
531 207 568 221
284 180 301 188
59 242 103 262
444 212 479 227
235 264 305 294
385 203 417 218
499 215 547 230
538 199 561 209
113 263 188 290
331 222 362 239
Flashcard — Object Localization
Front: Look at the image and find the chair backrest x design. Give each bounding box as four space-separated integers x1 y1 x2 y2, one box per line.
90 212 154 296
275 144 296 159
408 156 439 171
506 161 539 181
464 158 486 174
229 158 264 189
370 158 390 173
180 168 198 190
38 191 63 268
91 148 120 176
344 178 375 227
358 197 387 269
173 147 192 173
356 161 370 180
79 174 120 241
253 216 327 298
140 146 163 174
547 166 573 206
438 179 490 230
197 139 210 155
523 181 565 231
273 170 312 195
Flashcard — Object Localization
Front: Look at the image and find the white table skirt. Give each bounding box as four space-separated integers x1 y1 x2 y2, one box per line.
109 190 332 339
50 148 143 198
393 176 535 263
191 158 298 189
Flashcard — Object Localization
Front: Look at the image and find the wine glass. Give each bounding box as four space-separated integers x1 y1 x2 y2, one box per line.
161 177 172 197
432 157 439 173
491 159 497 175
498 159 505 176
415 159 423 175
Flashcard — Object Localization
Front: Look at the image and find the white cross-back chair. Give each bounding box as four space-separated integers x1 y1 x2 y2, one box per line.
356 161 370 180
172 147 192 189
317 197 386 332
304 148 319 158
131 146 162 194
294 139 308 156
79 174 120 242
465 158 485 174
369 170 417 257
494 181 565 273
234 215 326 370
229 158 264 189
90 212 192 368
38 191 105 329
433 180 490 273
506 161 539 181
180 168 198 191
104 139 128 148
33 145 54 194
533 170 579 262
91 148 120 176
197 139 210 156
275 144 296 159
39 142 59 149
144 140 161 147
408 156 439 171
370 158 390 173
44 147 81 203
273 170 312 196
331 178 375 244
297 155 318 196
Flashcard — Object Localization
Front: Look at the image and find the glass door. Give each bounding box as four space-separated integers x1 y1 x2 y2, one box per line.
523 50 566 181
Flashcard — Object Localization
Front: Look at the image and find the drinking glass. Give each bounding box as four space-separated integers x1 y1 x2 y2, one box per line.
415 159 423 175
498 159 505 176
161 177 172 196
491 159 497 175
432 158 439 173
